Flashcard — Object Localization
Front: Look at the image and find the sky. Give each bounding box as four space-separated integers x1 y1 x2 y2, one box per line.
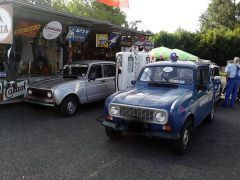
122 0 211 33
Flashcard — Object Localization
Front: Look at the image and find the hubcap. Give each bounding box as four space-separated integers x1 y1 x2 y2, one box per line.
183 129 189 148
67 101 76 114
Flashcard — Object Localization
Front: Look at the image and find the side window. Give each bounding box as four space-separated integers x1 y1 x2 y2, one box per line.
197 67 210 88
202 67 210 85
103 64 115 77
89 65 103 79
197 69 202 85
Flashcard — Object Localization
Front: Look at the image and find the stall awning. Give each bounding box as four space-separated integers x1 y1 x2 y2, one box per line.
0 0 150 36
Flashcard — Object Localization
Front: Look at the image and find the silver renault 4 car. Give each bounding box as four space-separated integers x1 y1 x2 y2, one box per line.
26 60 116 116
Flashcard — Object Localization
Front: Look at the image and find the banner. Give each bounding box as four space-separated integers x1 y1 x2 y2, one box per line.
108 33 121 48
67 26 91 42
14 22 41 37
0 4 13 44
96 34 109 48
96 0 129 8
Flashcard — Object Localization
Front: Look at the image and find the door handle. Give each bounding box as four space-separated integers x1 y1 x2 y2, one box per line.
101 80 106 82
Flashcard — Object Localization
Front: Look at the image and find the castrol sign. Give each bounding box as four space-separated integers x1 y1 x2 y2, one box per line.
43 21 62 40
0 4 13 44
3 80 28 101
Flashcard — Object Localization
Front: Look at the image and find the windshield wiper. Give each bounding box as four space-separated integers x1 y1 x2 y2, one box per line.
159 72 169 82
143 71 169 84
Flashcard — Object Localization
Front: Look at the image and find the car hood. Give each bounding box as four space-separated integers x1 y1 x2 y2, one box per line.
29 77 85 90
111 87 191 109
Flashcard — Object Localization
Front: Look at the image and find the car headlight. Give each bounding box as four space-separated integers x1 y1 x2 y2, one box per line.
47 91 52 98
155 111 167 124
28 89 32 95
110 106 119 115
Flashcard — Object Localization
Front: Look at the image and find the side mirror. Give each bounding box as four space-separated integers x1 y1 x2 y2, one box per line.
131 80 136 85
89 72 96 81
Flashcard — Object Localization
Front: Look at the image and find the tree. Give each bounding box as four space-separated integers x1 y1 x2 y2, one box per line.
200 0 240 30
52 0 128 26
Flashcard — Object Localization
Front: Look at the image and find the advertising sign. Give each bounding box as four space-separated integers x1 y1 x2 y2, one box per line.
15 22 41 37
0 4 13 44
43 21 62 40
96 34 109 48
108 33 121 48
3 80 28 101
119 36 133 47
67 26 91 42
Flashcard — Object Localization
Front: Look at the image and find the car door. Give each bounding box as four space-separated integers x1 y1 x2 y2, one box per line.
87 64 107 102
103 64 116 96
196 67 213 124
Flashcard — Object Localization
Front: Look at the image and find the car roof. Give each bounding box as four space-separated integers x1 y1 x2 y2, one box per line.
146 61 209 69
71 60 115 65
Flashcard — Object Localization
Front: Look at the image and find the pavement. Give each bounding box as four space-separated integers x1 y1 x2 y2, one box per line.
0 101 240 180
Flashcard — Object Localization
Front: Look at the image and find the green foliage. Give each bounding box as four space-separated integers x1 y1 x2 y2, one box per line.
52 0 128 26
200 0 240 30
154 28 198 55
154 1 240 65
21 0 127 26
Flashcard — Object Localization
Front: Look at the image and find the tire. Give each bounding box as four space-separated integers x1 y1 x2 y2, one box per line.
206 105 215 123
173 120 192 155
59 96 78 117
105 127 122 140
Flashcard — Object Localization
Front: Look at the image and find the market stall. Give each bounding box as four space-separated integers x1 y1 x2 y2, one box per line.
0 0 148 104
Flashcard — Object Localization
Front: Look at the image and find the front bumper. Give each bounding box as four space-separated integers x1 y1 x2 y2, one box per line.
103 120 180 140
25 97 56 107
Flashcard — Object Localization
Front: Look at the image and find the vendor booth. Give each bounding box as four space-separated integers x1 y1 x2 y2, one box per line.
0 0 148 104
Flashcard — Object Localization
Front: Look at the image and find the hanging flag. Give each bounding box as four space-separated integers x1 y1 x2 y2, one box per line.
96 0 129 8
67 26 91 42
96 34 109 48
108 33 121 48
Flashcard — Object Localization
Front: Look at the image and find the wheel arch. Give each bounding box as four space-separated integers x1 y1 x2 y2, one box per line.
60 93 80 105
184 114 194 131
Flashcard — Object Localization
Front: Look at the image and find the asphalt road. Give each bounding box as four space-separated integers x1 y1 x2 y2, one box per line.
0 101 240 180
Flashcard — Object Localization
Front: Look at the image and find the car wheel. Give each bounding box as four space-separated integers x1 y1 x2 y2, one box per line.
60 96 78 117
206 105 214 123
173 121 191 155
105 127 122 140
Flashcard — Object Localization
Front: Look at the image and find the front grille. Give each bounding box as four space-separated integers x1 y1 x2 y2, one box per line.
30 88 49 98
119 106 154 120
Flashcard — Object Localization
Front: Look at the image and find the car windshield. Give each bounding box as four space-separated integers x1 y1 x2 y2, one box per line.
140 66 193 85
61 64 88 77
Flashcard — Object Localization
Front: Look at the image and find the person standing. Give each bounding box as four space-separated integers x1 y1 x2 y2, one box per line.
222 57 240 108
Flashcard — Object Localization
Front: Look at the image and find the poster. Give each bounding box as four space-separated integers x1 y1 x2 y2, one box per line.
0 4 13 44
96 34 109 48
67 26 91 42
